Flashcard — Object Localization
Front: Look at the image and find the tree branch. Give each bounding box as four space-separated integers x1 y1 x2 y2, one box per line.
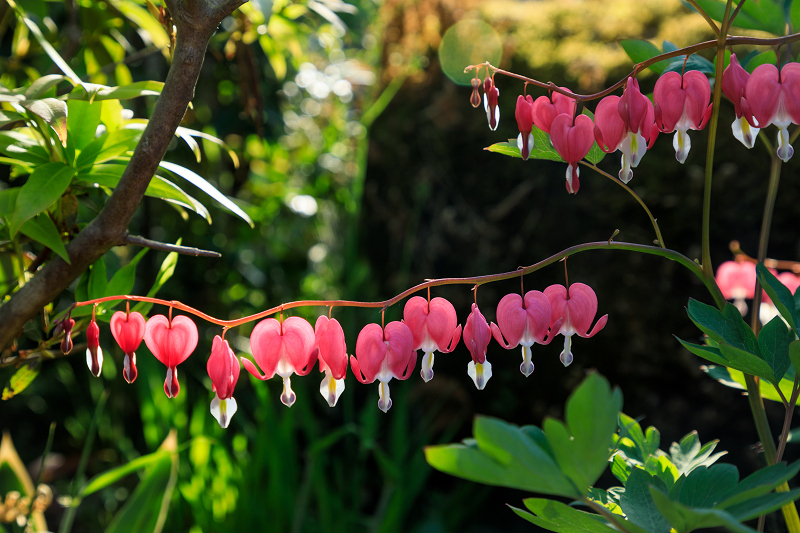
0 0 247 351
120 233 221 258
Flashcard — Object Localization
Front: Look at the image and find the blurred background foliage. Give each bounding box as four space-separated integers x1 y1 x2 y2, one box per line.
2 0 800 532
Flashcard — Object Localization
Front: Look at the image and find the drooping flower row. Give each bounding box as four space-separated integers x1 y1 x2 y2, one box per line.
63 283 607 428
475 57 800 191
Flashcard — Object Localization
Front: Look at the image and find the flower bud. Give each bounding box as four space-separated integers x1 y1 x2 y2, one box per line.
470 78 481 108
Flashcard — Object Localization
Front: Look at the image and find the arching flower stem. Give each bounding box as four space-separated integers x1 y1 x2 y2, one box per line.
70 240 724 329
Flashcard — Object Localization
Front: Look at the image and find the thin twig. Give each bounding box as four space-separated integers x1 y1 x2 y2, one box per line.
685 0 721 36
120 233 221 258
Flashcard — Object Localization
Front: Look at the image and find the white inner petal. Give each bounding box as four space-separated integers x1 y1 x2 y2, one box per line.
467 359 493 390
319 370 346 407
210 393 238 429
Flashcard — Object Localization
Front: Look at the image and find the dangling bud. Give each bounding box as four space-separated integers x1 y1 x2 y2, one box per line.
85 318 103 378
483 76 500 131
110 310 146 384
470 78 482 108
56 317 75 355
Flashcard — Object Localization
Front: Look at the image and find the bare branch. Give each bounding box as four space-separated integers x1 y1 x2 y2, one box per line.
121 233 222 258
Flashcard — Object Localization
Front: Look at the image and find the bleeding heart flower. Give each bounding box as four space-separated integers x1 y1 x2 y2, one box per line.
715 261 757 315
85 317 103 378
550 113 595 194
532 87 577 134
484 77 500 131
653 70 713 164
315 316 348 407
144 314 199 398
463 303 492 390
544 283 608 367
242 316 318 407
110 310 146 384
742 62 800 162
593 78 658 183
490 291 559 377
55 317 75 354
207 335 240 428
350 321 416 413
403 296 462 382
722 54 760 148
515 95 535 160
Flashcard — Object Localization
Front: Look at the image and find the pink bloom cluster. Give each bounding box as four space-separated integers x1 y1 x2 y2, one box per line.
72 283 607 425
473 58 800 187
715 260 800 321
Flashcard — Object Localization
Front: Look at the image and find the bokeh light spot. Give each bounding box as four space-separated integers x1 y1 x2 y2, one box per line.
439 20 502 86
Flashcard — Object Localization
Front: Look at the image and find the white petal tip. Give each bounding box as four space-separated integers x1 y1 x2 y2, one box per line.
560 351 573 367
281 376 296 407
85 347 103 378
467 360 492 390
520 361 534 377
378 381 392 412
211 395 238 429
319 374 345 407
421 352 435 382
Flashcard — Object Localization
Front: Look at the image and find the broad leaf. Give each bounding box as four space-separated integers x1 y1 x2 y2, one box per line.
758 316 794 383
75 128 141 169
68 81 165 102
718 461 800 508
620 39 671 74
10 162 76 236
677 464 739 508
23 75 67 99
81 450 172 497
725 490 800 522
0 131 50 165
510 498 622 533
620 468 671 533
677 338 774 383
649 487 757 533
758 263 800 335
20 98 68 147
690 0 784 35
702 364 793 403
686 299 758 355
19 213 70 263
668 431 726 477
88 257 108 300
67 99 103 151
1 363 40 400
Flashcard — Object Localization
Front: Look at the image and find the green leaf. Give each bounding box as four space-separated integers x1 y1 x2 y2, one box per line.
109 0 170 50
2 364 40 400
132 246 179 315
645 455 680 490
721 342 776 383
663 55 716 75
582 108 606 165
103 431 178 533
758 316 794 383
10 162 76 236
649 487 757 533
23 75 68 99
790 341 800 377
725 490 800 522
758 263 800 335
0 188 20 217
88 257 108 300
745 51 778 74
75 129 141 169
690 0 783 34
702 364 793 403
78 165 212 223
0 110 24 128
512 498 622 533
0 131 50 166
81 450 171 497
159 161 253 227
425 416 578 498
105 248 147 298
484 140 523 159
68 81 165 102
19 213 70 263
717 461 800 509
677 464 739 508
545 373 623 496
68 99 103 151
20 98 68 147
686 299 758 354
620 468 672 533
668 431 726 476
620 39 671 74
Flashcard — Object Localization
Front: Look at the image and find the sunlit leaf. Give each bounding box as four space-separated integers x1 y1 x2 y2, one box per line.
21 98 68 147
19 212 70 263
10 162 76 236
2 364 40 400
75 129 141 169
159 161 253 227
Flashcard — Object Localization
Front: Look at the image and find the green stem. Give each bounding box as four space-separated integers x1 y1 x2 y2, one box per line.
585 162 666 248
701 0 732 281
